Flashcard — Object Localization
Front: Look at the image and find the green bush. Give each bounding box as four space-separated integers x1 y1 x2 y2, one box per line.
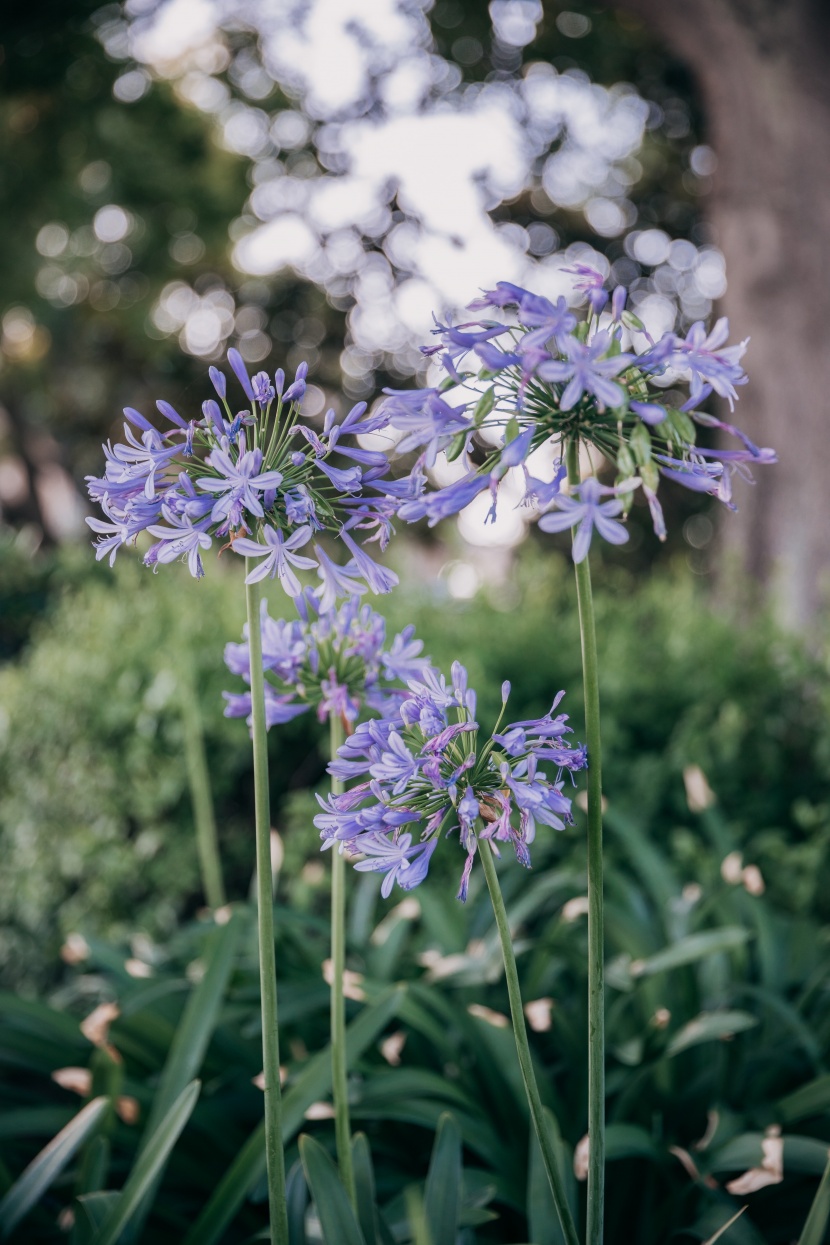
1 544 829 992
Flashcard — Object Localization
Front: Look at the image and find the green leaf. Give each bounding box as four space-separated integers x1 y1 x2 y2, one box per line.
779 1075 830 1124
73 1192 120 1245
0 1096 108 1239
285 1159 309 1245
710 1134 830 1177
631 928 751 979
798 1149 830 1245
0 1107 74 1142
527 1108 575 1245
701 1206 747 1244
352 1134 381 1245
299 1135 367 1245
91 1079 200 1245
182 988 404 1245
666 1011 757 1057
606 1124 659 1162
473 386 496 426
504 415 520 445
424 1113 461 1245
122 917 241 1240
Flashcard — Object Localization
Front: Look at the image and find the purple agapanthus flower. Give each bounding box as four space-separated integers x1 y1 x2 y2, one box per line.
85 345 402 595
382 269 771 554
537 332 634 411
223 591 431 734
538 478 630 562
232 524 318 592
315 661 587 901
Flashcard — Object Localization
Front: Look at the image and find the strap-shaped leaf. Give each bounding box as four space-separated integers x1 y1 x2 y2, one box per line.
631 928 751 979
122 916 241 1242
798 1149 830 1245
701 1207 747 1245
299 1135 367 1245
526 1108 575 1245
182 987 404 1245
286 1158 309 1245
424 1113 461 1245
352 1133 382 1245
90 1079 200 1245
0 1096 108 1238
73 1192 120 1245
666 1011 757 1057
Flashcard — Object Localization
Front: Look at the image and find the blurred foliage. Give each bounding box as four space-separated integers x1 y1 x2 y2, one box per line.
1 810 830 1243
1 542 828 994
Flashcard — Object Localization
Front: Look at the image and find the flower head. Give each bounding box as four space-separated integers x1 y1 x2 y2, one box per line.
85 348 401 602
223 592 431 731
314 663 587 900
381 272 772 558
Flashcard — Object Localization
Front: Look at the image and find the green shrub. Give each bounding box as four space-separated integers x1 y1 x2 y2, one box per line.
1 544 828 991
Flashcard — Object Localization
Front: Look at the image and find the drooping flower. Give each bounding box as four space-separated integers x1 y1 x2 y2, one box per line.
537 478 632 563
314 663 587 900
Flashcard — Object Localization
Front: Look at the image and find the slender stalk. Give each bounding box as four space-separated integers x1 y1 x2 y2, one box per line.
246 570 289 1245
479 841 580 1245
329 711 356 1205
179 652 226 910
566 438 605 1245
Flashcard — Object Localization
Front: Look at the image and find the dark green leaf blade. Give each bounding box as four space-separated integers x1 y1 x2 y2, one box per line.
299 1135 367 1245
0 1096 108 1239
424 1112 461 1245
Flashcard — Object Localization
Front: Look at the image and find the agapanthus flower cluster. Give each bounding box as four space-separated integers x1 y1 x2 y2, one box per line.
85 347 400 599
380 270 776 560
314 663 588 900
223 588 432 729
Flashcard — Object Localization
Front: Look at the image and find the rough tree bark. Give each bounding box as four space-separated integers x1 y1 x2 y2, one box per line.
606 0 830 628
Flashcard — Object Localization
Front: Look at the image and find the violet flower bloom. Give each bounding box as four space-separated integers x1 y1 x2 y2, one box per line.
145 512 213 579
353 834 438 899
380 388 472 467
85 344 402 595
315 661 587 901
198 448 284 522
516 292 577 350
232 524 318 592
673 317 749 410
223 592 431 733
383 270 772 553
562 263 609 313
538 478 630 562
537 332 634 411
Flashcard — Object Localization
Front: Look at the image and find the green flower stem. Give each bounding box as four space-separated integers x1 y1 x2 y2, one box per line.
179 652 226 911
565 438 605 1245
329 710 356 1206
479 841 580 1245
245 570 289 1245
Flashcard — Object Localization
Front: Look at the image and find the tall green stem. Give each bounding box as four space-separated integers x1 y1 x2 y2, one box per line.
566 439 605 1245
179 651 226 910
245 571 289 1245
479 842 580 1245
329 711 356 1205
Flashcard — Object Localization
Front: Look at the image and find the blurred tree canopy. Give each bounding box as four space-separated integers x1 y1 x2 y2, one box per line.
1 0 824 620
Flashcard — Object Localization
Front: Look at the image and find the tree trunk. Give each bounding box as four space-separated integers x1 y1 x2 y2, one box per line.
608 0 830 628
